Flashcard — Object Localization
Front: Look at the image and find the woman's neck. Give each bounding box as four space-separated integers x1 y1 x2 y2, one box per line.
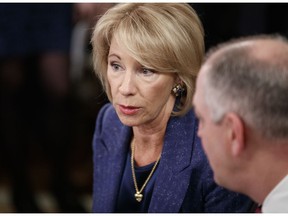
132 128 165 167
131 95 175 166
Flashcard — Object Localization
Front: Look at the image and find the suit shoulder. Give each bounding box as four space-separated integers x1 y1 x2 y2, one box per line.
98 103 115 119
95 103 122 134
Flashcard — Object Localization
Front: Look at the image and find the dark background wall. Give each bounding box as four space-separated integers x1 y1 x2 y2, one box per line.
193 3 288 50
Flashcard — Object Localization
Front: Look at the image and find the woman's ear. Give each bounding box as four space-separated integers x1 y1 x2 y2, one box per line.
224 112 245 157
175 74 182 83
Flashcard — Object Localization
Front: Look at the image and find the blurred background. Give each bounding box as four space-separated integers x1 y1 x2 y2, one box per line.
0 3 287 213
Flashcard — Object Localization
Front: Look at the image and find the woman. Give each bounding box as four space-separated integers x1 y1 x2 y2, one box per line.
91 3 255 213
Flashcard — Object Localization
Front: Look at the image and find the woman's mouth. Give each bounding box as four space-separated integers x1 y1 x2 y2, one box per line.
118 105 140 115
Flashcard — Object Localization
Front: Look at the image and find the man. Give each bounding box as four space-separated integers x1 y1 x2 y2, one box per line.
193 34 288 213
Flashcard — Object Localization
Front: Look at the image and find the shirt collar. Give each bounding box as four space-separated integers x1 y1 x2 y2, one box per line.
262 174 288 213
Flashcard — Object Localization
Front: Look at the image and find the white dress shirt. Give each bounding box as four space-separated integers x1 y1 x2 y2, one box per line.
262 174 288 213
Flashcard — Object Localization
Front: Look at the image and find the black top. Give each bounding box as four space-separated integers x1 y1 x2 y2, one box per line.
116 151 159 213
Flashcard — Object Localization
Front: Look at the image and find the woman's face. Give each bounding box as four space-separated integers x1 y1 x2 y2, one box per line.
107 37 176 127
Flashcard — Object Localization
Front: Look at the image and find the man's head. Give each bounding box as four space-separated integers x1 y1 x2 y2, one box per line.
193 35 288 203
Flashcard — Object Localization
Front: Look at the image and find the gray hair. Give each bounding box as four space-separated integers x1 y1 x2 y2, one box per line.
203 35 288 139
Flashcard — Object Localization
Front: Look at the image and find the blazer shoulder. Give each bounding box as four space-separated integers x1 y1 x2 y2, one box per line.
97 103 116 122
95 103 120 133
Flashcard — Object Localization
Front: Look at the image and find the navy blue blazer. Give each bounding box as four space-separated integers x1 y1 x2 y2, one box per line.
92 103 254 213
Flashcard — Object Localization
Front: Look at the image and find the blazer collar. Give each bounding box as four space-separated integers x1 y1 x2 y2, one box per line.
96 122 132 212
149 110 197 212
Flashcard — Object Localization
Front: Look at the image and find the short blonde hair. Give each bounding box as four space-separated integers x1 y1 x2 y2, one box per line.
91 3 204 116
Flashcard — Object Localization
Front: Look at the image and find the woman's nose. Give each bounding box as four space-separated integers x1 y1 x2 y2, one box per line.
118 70 136 96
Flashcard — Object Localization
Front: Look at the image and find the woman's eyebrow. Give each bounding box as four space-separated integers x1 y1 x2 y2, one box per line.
108 53 121 60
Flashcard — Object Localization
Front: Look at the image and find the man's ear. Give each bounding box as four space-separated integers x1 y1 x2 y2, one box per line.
223 113 245 157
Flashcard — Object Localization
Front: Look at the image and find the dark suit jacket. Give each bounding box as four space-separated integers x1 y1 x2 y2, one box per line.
92 103 254 212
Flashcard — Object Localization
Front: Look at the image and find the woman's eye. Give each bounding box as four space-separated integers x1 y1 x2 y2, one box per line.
141 68 155 76
110 62 122 71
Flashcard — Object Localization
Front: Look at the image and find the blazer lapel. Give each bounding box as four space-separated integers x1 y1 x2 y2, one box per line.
93 123 132 212
149 111 197 212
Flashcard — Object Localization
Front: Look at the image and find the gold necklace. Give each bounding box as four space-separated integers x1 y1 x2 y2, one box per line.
131 140 161 202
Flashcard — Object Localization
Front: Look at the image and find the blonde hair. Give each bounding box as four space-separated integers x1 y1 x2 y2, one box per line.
91 3 204 116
